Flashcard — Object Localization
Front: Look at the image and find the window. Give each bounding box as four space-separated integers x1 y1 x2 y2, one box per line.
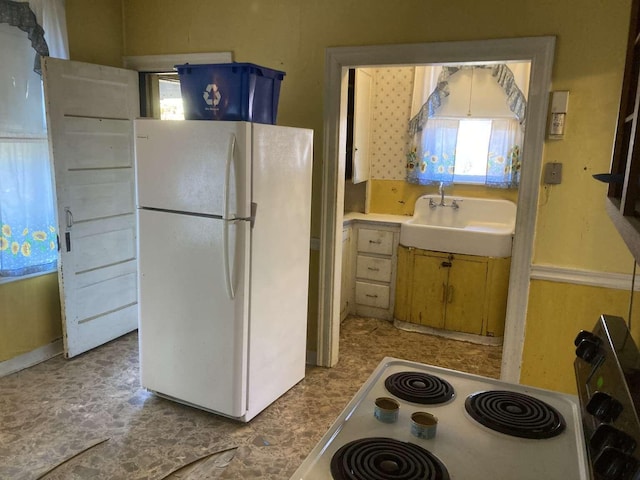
124 52 233 120
0 1 68 279
159 77 184 120
407 64 527 188
453 118 522 185
139 72 185 120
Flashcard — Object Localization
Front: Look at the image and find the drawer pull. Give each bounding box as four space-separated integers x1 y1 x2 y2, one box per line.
367 267 380 271
441 261 452 268
369 239 382 244
366 294 379 298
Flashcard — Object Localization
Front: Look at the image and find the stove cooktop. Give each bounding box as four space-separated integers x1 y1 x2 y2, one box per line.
290 358 589 480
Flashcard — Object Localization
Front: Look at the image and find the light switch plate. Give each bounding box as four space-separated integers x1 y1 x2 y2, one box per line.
544 162 562 184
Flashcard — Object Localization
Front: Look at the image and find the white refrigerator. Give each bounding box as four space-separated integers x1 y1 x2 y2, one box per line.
135 119 313 422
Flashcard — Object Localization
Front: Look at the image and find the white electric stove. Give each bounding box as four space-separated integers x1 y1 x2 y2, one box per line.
293 315 640 479
291 357 589 479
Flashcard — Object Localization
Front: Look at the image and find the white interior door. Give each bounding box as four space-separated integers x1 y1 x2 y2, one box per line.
42 57 139 358
352 69 373 184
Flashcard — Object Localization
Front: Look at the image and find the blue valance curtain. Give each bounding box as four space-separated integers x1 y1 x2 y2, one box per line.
406 65 526 188
0 0 67 277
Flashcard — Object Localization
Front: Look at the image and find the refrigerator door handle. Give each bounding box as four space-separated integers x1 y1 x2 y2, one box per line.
222 133 238 299
223 218 235 300
223 133 237 221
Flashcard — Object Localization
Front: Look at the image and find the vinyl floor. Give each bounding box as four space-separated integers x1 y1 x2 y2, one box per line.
0 315 502 479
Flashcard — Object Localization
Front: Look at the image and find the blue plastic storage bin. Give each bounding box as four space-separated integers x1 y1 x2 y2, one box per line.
175 63 285 124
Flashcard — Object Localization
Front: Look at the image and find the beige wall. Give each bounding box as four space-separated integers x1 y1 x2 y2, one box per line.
48 0 637 392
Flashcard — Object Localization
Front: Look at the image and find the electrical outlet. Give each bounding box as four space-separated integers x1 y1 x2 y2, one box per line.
544 162 562 184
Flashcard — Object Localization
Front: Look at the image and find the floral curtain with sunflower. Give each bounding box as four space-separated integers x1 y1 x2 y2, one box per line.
0 0 68 277
406 64 526 188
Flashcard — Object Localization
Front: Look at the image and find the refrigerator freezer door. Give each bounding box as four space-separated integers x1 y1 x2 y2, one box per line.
135 120 251 219
138 208 250 418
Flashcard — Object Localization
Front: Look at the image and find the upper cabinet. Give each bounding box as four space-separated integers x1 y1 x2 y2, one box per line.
351 69 373 184
607 0 640 260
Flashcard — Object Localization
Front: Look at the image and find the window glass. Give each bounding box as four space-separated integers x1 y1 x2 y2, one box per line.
0 23 57 277
453 119 492 181
159 77 184 120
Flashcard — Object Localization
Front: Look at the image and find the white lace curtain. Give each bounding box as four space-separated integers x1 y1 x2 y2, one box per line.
0 0 68 276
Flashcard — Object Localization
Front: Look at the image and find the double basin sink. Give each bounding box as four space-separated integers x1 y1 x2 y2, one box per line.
400 194 517 258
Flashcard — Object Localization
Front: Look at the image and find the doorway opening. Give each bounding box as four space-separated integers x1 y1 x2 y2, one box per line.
317 38 555 383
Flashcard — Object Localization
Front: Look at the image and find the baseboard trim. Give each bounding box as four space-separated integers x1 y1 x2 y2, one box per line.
0 339 63 378
306 350 318 365
393 319 504 346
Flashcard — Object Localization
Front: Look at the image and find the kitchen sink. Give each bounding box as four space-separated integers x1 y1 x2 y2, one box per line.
400 194 517 257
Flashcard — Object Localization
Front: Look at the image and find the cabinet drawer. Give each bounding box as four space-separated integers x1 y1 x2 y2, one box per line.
357 228 394 255
355 281 390 309
356 255 392 282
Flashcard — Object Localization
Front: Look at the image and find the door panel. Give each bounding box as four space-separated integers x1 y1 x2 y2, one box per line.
74 273 137 321
66 169 134 220
61 117 132 169
72 227 135 272
43 57 139 358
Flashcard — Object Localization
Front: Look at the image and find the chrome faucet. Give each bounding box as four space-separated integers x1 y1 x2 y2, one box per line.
428 182 460 209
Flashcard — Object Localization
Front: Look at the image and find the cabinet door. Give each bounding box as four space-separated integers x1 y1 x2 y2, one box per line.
352 69 373 184
394 245 412 322
445 257 488 334
410 253 448 329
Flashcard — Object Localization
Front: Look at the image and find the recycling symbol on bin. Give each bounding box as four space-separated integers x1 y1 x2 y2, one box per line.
203 84 221 107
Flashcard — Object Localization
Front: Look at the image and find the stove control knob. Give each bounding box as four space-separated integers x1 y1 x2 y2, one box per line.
576 337 602 364
575 330 600 347
588 392 624 423
590 425 637 456
593 447 638 480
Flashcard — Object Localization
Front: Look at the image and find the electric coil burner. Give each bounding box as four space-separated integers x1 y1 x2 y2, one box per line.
385 372 455 404
465 390 566 439
330 437 450 480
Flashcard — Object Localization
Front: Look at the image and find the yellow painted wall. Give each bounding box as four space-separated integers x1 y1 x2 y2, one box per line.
369 179 519 216
0 274 62 362
65 0 124 67
50 0 640 392
521 280 640 394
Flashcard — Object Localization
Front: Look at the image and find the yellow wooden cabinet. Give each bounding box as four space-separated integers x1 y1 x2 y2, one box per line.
395 245 510 337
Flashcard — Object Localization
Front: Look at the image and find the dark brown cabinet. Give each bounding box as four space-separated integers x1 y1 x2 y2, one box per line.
607 0 640 261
